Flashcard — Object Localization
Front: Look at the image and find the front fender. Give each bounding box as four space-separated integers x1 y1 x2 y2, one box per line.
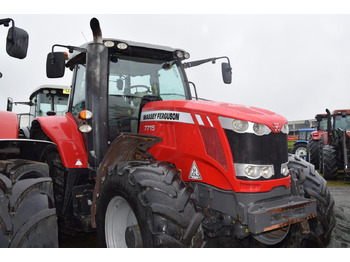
91 133 161 228
31 113 88 168
0 111 18 139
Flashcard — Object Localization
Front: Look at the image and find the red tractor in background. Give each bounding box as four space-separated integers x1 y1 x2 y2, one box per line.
308 113 328 170
1 18 335 248
5 85 70 138
322 109 350 183
308 109 350 183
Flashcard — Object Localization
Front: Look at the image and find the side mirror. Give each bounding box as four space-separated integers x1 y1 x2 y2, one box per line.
7 97 13 112
221 62 232 84
6 26 29 59
46 52 66 78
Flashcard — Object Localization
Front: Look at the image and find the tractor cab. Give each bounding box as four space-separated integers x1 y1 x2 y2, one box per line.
7 85 70 138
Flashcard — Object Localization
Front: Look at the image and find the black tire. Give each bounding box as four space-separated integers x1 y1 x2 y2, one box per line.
322 145 338 180
96 161 204 248
308 139 320 168
288 154 335 247
0 159 58 247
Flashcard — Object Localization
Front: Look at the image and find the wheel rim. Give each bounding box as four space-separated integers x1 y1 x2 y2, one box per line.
105 196 140 247
295 147 307 158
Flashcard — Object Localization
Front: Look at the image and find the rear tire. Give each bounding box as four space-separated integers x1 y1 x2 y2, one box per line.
322 145 338 180
288 154 335 247
0 159 58 247
307 139 320 168
96 161 204 247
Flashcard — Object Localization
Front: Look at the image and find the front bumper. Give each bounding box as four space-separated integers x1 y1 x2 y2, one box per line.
247 196 316 234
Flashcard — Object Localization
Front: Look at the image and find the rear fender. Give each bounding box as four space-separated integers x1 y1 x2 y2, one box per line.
91 133 161 227
0 139 55 161
0 111 18 139
30 113 88 168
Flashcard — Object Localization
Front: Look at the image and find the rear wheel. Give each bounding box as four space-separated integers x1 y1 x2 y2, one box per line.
307 139 320 167
0 159 58 247
96 161 204 247
288 154 335 247
322 145 339 180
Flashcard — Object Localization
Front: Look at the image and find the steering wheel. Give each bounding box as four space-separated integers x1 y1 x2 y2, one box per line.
129 85 151 94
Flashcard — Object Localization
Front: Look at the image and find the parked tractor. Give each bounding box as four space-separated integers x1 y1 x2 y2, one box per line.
1 18 335 248
291 128 316 160
5 85 70 138
320 109 350 183
0 18 58 248
308 113 328 169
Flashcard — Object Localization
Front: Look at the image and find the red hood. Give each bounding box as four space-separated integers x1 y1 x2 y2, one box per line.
143 100 288 133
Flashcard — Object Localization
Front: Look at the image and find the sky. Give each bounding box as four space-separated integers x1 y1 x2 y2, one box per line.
2 1 350 121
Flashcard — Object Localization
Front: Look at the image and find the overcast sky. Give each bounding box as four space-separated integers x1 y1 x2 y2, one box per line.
2 3 350 121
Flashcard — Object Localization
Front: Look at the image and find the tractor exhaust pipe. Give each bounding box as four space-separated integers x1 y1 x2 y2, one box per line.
90 17 102 43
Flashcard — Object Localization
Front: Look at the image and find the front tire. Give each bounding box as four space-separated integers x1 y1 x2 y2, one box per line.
96 161 204 248
288 154 335 247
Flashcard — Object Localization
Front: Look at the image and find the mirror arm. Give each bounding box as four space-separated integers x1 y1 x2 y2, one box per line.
0 18 13 27
184 56 232 70
51 44 87 54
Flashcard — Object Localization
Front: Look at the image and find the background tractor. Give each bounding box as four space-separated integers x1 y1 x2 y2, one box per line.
321 109 350 183
1 18 335 248
291 128 316 160
307 113 328 169
6 85 70 138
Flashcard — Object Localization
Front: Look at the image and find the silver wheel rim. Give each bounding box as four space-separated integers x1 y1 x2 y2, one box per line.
295 147 307 157
105 196 139 247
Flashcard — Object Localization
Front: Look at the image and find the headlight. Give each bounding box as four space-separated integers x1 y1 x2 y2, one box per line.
219 117 272 136
281 162 289 176
78 124 92 133
281 124 289 134
253 123 270 136
235 163 274 179
232 119 249 133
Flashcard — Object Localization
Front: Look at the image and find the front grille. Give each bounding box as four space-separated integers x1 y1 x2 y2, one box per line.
224 129 288 180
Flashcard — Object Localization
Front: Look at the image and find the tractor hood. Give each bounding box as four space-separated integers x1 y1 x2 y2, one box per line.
142 100 288 133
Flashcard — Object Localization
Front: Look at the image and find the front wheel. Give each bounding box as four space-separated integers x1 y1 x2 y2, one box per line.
96 161 204 248
288 154 335 247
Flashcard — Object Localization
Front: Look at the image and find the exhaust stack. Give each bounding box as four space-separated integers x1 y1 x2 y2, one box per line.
90 18 102 43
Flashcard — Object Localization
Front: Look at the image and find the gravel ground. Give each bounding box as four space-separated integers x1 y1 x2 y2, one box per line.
327 186 350 248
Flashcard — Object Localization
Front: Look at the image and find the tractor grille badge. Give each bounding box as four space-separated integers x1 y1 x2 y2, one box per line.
189 161 202 180
272 123 281 132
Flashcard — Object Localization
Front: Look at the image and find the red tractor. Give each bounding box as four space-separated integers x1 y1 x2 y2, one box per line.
1 18 334 247
308 113 328 169
5 85 70 138
321 109 350 183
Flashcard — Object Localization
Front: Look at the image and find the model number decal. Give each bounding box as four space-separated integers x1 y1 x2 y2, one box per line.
144 125 155 132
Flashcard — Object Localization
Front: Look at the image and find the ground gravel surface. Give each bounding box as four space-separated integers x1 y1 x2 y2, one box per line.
328 186 350 248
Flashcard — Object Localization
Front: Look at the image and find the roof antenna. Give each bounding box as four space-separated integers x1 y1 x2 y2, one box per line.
81 31 88 42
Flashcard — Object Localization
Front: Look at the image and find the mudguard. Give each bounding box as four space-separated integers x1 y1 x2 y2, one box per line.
31 113 88 168
0 111 18 139
0 139 55 161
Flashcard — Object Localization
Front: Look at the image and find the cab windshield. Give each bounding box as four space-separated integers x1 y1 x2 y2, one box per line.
71 55 190 141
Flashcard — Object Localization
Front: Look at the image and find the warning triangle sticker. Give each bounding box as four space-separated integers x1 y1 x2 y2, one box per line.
189 161 202 180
